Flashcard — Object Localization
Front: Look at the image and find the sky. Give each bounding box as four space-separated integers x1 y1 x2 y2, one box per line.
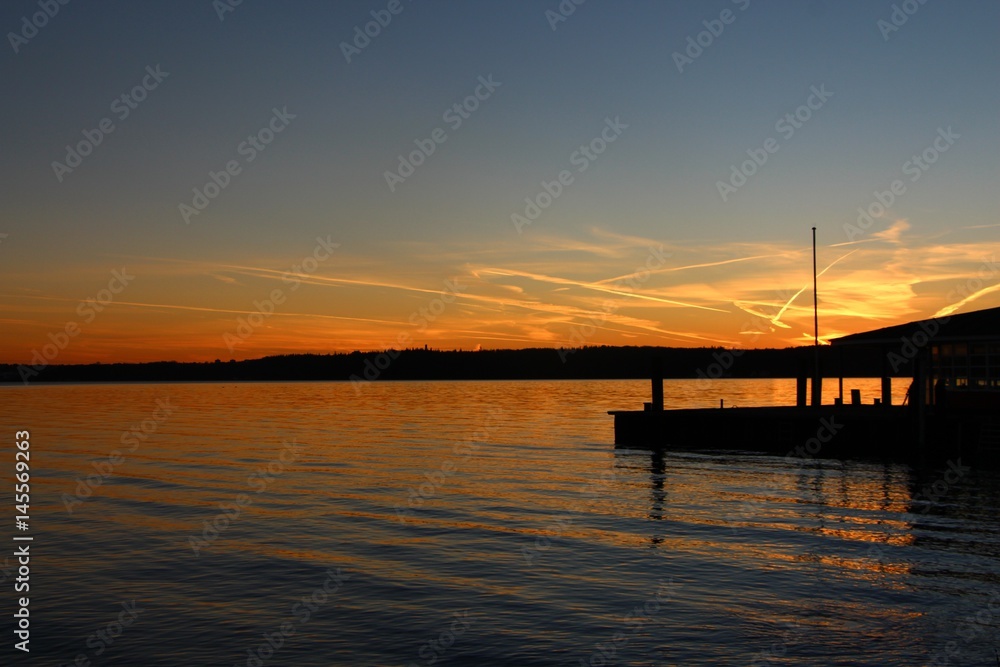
1 0 998 363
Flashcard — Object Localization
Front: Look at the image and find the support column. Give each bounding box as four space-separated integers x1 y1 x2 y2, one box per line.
881 349 892 407
838 346 844 404
651 357 663 411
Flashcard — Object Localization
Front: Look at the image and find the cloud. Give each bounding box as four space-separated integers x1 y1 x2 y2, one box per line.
210 273 242 285
6 225 999 362
477 267 729 313
872 219 910 244
934 281 1000 317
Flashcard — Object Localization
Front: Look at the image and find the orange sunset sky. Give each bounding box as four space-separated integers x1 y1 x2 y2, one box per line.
2 2 997 364
4 221 998 364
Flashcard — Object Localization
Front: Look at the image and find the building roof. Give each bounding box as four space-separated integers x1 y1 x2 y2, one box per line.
831 306 1000 347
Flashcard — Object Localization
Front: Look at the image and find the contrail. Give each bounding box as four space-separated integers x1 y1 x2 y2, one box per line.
738 249 857 329
934 281 1000 318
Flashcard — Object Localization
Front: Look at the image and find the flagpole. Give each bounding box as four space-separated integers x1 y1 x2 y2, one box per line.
812 227 818 348
812 227 820 406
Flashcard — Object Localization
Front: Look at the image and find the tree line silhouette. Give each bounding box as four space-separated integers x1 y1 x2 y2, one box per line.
0 345 907 384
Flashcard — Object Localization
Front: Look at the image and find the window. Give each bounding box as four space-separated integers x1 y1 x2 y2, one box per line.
933 339 1000 392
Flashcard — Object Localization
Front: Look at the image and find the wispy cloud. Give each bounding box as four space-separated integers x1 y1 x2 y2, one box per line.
0 294 404 326
5 224 999 362
934 281 1000 317
477 267 729 313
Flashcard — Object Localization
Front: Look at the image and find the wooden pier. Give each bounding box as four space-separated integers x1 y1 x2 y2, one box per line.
609 307 1000 463
609 403 912 457
608 397 1000 463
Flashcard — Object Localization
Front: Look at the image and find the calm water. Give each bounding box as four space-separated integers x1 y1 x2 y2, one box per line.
2 378 999 666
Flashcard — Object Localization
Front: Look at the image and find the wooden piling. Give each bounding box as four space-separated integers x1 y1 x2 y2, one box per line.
651 357 663 411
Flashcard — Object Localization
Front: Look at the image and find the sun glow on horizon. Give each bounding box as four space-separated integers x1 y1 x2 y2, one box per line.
2 224 996 364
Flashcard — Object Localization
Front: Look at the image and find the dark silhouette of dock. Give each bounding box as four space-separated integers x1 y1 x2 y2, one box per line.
609 306 1000 465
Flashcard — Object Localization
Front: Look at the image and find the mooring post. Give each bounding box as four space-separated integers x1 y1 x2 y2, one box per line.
881 350 892 408
914 349 927 454
838 345 844 404
651 357 663 411
796 373 807 408
811 374 823 407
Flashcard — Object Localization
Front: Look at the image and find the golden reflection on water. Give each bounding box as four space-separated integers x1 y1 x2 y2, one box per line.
11 379 926 556
1 378 994 665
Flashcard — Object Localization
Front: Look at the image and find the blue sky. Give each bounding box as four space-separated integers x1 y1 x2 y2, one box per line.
2 0 998 361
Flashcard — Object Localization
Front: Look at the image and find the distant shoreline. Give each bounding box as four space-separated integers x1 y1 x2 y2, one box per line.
0 345 909 385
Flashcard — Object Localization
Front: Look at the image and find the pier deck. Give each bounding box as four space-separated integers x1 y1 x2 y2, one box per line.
609 405 910 457
606 404 992 463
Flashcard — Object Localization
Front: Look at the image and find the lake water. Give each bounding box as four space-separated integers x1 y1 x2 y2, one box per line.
2 378 999 666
